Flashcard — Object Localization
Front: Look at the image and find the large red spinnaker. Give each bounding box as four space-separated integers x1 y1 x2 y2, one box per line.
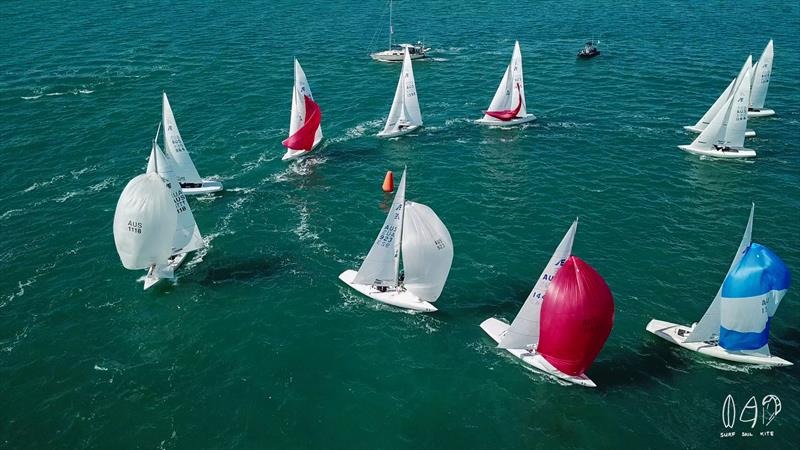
282 95 322 151
537 256 614 376
483 84 523 121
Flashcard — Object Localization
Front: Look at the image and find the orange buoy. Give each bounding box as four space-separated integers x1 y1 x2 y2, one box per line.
382 170 394 193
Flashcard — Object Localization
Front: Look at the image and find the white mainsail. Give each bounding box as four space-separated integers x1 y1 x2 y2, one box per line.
689 78 735 131
750 40 773 110
381 47 422 135
353 169 407 287
401 201 453 302
498 219 577 349
290 59 323 144
483 41 526 119
162 92 202 185
685 204 754 343
113 172 177 271
722 64 752 149
147 140 204 255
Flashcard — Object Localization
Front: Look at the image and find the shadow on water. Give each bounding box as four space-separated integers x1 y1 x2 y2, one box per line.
194 255 290 286
591 337 692 391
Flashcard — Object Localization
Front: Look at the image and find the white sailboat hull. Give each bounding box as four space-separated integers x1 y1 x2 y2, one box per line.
479 318 597 388
645 319 792 366
143 252 189 290
338 269 437 312
370 51 427 62
181 179 224 195
683 125 756 138
747 108 775 118
282 137 323 161
678 144 756 159
377 124 422 138
475 114 537 127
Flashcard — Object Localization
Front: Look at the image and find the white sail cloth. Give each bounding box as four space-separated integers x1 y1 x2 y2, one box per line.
401 201 453 302
691 56 752 150
482 41 527 120
289 59 323 146
750 40 773 109
381 47 422 135
162 92 202 184
147 142 204 255
113 172 177 270
499 219 577 349
353 169 407 287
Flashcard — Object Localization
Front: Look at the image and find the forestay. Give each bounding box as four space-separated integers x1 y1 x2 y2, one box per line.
685 205 754 343
353 169 407 287
113 172 177 270
690 78 734 131
499 219 577 349
162 93 202 184
401 201 453 302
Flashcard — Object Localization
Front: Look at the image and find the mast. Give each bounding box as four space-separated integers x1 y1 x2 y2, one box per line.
389 0 394 49
153 122 162 173
394 166 407 287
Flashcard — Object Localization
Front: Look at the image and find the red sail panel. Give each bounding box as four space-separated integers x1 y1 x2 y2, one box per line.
537 256 614 376
483 85 523 121
282 95 322 151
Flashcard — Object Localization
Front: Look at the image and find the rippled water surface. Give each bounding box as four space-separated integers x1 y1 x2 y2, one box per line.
1 1 799 448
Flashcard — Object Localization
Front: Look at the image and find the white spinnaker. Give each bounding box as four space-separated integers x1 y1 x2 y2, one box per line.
722 63 752 149
401 201 453 302
498 219 577 349
692 95 732 150
483 41 525 119
291 59 323 143
750 40 773 109
162 93 202 184
148 142 204 255
353 169 407 287
690 78 735 130
113 173 177 270
382 48 423 134
685 204 754 343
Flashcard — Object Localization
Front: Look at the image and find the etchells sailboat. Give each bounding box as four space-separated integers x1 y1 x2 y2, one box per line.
282 59 323 161
646 204 792 366
684 59 756 138
678 56 756 159
480 219 614 387
162 93 223 194
378 47 422 138
476 41 536 127
748 40 774 118
339 169 453 312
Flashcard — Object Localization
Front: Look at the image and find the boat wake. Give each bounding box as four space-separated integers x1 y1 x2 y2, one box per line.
23 174 66 194
21 87 94 100
326 119 383 145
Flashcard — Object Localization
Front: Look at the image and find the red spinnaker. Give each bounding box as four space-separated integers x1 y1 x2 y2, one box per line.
483 84 522 121
282 95 322 151
537 256 614 376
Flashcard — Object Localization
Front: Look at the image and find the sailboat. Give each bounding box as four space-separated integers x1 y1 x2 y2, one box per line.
370 0 429 62
684 60 756 138
646 204 792 366
338 169 453 312
377 47 422 138
114 129 206 290
678 56 756 159
480 219 615 388
161 93 224 195
476 41 536 126
282 59 323 161
748 39 775 118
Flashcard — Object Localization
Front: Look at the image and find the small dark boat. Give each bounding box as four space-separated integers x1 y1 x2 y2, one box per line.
577 41 600 59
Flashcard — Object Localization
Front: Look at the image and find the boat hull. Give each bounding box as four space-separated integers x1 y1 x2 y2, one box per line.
747 108 775 118
577 51 600 59
282 138 323 161
646 319 792 366
479 318 597 387
181 179 224 195
338 269 437 312
678 144 756 159
683 125 756 138
370 52 427 62
377 124 422 138
143 252 189 290
475 113 537 127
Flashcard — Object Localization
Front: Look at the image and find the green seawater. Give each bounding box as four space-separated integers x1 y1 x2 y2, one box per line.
1 1 799 448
